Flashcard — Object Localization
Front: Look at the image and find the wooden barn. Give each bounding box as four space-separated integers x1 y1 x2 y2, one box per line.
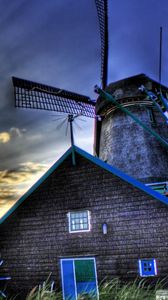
0 145 168 299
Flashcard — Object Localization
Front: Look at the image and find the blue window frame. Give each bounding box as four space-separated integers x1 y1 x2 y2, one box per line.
60 257 98 300
138 259 157 277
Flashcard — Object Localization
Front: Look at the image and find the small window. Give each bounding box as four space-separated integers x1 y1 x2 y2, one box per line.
68 210 90 233
138 259 157 277
146 181 168 197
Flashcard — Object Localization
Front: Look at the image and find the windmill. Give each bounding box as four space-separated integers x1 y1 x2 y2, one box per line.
12 0 108 143
13 0 168 182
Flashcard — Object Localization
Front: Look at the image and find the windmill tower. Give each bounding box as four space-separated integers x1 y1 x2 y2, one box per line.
95 74 168 184
93 1 168 186
13 0 168 187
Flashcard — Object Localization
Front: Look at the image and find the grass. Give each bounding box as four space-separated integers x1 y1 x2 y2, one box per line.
25 282 62 300
1 277 167 300
99 278 155 300
99 277 168 300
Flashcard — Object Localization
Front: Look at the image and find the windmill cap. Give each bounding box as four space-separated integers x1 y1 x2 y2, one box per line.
95 73 168 115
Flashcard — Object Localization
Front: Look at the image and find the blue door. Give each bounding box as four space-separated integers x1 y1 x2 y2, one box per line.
61 258 98 300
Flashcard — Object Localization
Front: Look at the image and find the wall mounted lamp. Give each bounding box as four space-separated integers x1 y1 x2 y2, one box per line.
102 222 108 235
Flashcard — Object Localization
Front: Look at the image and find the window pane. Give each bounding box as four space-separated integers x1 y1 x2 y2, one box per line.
75 260 96 282
69 211 90 232
83 223 88 229
75 224 80 230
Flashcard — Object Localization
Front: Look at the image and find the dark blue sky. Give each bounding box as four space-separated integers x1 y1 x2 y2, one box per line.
0 0 168 217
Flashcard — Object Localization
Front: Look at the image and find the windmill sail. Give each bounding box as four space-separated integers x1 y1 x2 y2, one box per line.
95 0 109 90
13 77 95 118
13 1 109 117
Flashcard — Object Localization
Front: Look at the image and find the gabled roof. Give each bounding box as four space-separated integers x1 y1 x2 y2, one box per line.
1 146 168 224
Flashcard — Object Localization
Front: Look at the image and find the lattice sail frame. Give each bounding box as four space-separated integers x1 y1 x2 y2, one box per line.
95 0 108 90
13 77 96 118
13 1 109 117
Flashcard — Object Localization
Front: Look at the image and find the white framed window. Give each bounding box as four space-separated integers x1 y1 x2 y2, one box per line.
68 210 91 233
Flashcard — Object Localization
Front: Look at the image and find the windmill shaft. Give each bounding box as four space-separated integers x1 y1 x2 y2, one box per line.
68 114 76 166
69 117 74 147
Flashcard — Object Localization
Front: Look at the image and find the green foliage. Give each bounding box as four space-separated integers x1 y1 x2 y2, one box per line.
2 277 168 300
25 281 62 300
98 277 167 300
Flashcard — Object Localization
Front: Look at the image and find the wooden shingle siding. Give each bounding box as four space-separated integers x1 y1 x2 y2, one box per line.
0 153 168 297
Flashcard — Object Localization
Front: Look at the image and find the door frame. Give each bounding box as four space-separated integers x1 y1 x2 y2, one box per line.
60 257 99 300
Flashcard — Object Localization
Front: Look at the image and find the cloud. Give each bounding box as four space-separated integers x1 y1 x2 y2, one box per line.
0 127 26 144
0 132 10 143
0 161 48 218
0 162 48 185
10 127 26 138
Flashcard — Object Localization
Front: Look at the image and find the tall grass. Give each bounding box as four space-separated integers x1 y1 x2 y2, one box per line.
25 279 62 300
99 278 155 300
1 277 167 300
99 277 167 300
24 277 167 300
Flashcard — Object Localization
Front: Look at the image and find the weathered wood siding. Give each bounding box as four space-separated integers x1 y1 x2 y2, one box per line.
0 153 168 296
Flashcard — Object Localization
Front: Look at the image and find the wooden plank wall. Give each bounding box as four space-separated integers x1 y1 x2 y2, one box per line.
0 153 168 297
